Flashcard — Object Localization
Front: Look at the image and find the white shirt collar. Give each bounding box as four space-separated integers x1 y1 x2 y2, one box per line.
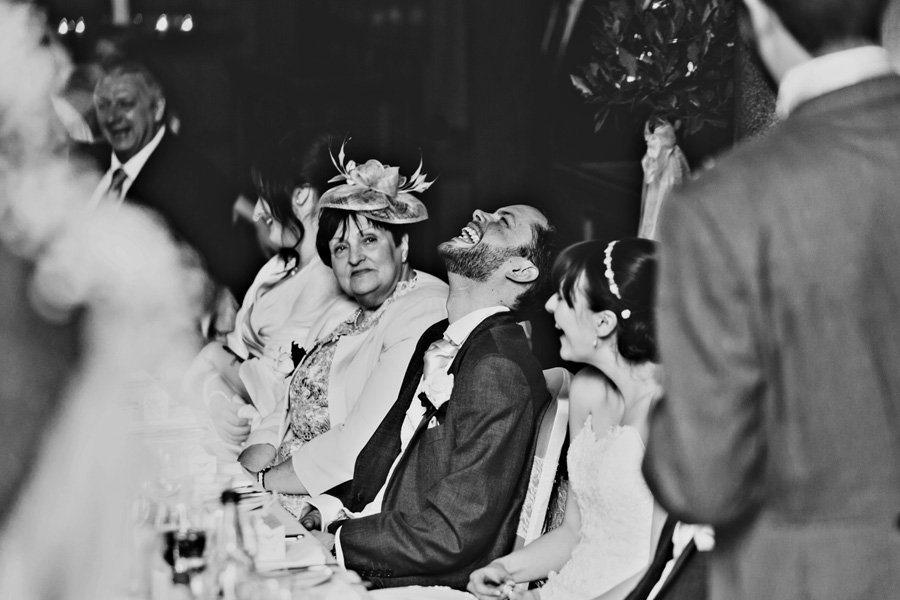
110 125 166 180
443 306 510 348
776 46 895 119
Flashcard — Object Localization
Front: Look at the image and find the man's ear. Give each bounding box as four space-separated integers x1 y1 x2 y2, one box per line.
505 256 538 284
153 97 166 124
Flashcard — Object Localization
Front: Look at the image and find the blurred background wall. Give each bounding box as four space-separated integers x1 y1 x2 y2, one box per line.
41 0 744 241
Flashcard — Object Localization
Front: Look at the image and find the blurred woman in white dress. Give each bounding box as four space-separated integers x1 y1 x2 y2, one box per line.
469 238 667 600
0 5 208 598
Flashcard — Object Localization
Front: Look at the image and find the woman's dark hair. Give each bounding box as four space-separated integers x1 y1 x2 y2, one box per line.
315 208 409 267
251 130 335 263
552 238 659 363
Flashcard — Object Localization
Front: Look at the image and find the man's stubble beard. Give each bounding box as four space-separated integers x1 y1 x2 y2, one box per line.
437 240 524 281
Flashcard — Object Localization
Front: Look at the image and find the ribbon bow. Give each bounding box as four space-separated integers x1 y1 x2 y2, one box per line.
418 391 448 427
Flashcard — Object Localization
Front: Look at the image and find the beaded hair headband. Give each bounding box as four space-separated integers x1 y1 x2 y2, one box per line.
603 241 631 320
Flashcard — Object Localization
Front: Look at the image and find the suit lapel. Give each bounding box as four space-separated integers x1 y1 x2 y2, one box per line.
349 320 447 511
125 132 173 210
446 312 514 376
381 313 516 505
405 312 516 448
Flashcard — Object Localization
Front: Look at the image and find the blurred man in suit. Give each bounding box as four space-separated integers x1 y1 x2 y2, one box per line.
643 1 900 599
294 205 557 589
92 60 263 300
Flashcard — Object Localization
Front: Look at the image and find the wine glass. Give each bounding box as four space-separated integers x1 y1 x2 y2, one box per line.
157 481 214 580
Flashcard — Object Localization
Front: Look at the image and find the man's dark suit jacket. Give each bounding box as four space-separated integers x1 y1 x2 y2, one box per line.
92 133 263 299
329 313 549 590
644 74 900 599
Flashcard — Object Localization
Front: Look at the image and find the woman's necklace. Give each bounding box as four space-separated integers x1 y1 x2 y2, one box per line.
354 308 370 328
350 273 418 331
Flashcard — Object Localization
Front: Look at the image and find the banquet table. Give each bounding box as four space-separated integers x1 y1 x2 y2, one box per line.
133 393 372 599
131 390 481 600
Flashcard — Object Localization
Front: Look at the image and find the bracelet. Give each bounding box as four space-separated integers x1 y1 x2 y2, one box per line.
257 466 271 489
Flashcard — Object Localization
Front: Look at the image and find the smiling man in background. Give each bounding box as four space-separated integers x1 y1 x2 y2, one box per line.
92 60 262 301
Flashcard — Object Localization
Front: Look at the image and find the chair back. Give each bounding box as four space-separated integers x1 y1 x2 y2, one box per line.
514 367 571 549
624 516 677 600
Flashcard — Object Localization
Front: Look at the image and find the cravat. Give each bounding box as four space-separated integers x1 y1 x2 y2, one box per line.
106 167 128 201
422 336 456 380
419 336 457 411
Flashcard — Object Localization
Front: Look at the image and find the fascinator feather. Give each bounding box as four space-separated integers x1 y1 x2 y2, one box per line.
318 142 434 224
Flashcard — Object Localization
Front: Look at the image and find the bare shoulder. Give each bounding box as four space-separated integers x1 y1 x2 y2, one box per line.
569 366 624 433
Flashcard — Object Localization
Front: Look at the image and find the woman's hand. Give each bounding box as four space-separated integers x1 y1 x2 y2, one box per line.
238 443 277 473
208 391 252 445
299 507 322 531
468 562 516 599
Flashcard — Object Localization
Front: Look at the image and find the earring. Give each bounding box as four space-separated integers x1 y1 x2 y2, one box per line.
401 250 408 262
593 336 600 349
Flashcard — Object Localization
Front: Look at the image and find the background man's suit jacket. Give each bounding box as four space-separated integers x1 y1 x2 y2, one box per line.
99 133 263 299
644 75 900 600
330 313 549 590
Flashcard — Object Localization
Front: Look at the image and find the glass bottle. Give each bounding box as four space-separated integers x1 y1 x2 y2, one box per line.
206 489 254 600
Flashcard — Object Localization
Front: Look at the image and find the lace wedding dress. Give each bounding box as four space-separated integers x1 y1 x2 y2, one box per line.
540 420 655 600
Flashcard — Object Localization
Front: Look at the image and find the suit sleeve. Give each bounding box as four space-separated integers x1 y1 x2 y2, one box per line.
643 185 769 527
337 352 535 575
290 295 447 496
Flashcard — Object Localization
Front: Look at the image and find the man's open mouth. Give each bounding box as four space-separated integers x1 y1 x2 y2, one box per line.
458 224 482 245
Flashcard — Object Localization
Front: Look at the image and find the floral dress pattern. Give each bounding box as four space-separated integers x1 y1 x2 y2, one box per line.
274 277 420 517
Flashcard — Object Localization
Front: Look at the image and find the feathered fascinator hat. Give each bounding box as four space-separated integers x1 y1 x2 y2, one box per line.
318 142 434 224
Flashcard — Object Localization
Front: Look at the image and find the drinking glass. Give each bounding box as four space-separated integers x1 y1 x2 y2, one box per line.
156 480 216 580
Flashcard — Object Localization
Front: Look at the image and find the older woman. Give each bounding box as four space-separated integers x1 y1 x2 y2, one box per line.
469 239 667 600
184 132 352 445
238 150 448 505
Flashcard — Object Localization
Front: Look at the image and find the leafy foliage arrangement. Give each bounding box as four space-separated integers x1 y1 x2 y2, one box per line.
571 0 736 136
